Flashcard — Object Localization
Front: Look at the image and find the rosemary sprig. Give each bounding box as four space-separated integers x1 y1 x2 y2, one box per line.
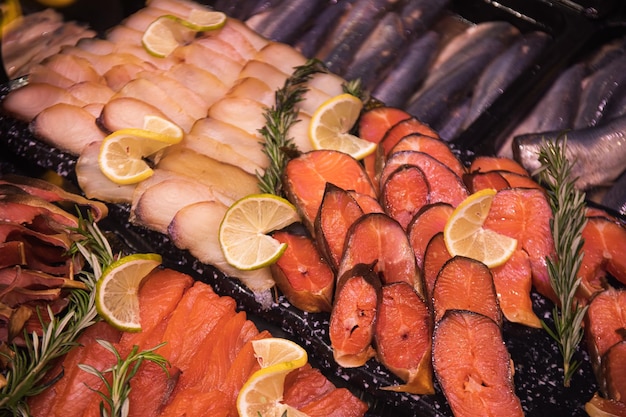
78 341 169 417
535 137 588 387
257 58 329 195
0 216 110 415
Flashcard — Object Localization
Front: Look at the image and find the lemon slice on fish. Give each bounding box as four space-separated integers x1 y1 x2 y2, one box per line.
96 253 162 332
98 126 182 185
444 188 517 268
309 93 376 160
218 194 300 270
142 11 226 58
237 338 309 417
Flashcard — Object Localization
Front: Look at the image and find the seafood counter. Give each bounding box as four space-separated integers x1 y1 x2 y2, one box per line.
1 0 626 416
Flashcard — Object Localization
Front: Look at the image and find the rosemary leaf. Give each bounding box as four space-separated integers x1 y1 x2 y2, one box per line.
79 341 169 417
257 59 329 195
0 217 112 414
536 137 588 387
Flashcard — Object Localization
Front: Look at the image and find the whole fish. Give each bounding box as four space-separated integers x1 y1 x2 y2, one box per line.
213 0 271 20
498 63 585 158
574 54 626 129
513 114 626 190
584 35 626 75
601 170 626 216
400 0 450 36
342 12 407 91
293 0 356 58
371 31 439 108
318 0 398 74
462 31 550 130
244 0 326 44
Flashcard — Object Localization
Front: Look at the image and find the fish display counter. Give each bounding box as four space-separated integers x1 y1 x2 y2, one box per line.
1 0 626 416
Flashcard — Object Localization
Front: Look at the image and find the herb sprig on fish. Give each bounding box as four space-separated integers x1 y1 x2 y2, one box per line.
257 59 329 195
0 216 108 416
535 138 588 387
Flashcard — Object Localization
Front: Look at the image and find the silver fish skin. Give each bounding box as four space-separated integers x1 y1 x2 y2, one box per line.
437 96 471 142
372 30 439 108
513 114 626 190
498 63 585 158
574 54 626 129
406 24 519 127
601 170 626 216
400 0 450 36
245 0 326 44
318 0 400 74
462 30 550 130
584 35 626 75
342 12 406 91
213 0 272 20
294 0 356 58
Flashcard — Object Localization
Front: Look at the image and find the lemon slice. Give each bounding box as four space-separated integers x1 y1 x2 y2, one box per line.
142 11 226 57
443 188 518 268
98 127 182 185
237 338 309 417
309 93 376 160
252 337 308 371
143 114 183 141
218 194 300 270
95 253 162 332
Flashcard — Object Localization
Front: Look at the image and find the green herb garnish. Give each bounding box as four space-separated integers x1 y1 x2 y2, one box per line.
535 137 588 387
257 58 328 195
78 341 169 417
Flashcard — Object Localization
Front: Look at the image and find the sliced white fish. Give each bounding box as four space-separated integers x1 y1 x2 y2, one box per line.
254 41 307 74
195 36 246 65
83 103 104 118
76 141 136 203
2 82 86 122
212 20 259 61
104 63 157 91
227 18 270 51
308 72 346 97
27 65 75 89
174 43 242 88
68 81 115 104
30 103 106 155
226 76 275 107
237 59 289 91
39 53 104 84
98 96 171 133
208 96 267 136
167 63 229 108
168 200 276 292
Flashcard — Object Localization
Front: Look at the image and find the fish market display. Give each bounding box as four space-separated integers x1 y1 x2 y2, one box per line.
1 0 626 416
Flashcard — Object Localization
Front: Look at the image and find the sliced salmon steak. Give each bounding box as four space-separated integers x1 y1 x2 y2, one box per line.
314 183 365 271
491 249 542 328
433 256 502 325
272 229 335 312
603 341 626 402
283 149 377 233
578 216 626 302
358 106 412 184
422 232 452 299
432 310 524 417
380 150 469 207
125 361 181 417
388 133 466 178
329 263 381 368
378 117 439 159
469 155 530 176
375 282 434 395
381 164 430 230
298 387 370 417
347 190 384 214
337 212 423 296
407 203 454 271
483 187 557 303
585 392 626 416
119 268 193 350
498 171 543 190
463 171 510 193
159 388 231 417
585 288 626 383
283 363 336 409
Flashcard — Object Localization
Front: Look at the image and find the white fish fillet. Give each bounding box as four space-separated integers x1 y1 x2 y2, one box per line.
99 96 171 132
3 82 86 122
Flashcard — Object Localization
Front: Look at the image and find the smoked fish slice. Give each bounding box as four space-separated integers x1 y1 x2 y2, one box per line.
432 310 524 417
387 133 466 178
422 232 452 300
375 282 434 395
407 203 453 271
432 256 502 326
380 164 430 230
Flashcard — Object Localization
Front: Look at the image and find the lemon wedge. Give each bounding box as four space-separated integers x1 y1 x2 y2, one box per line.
309 93 376 160
142 11 226 57
237 338 309 417
218 194 300 271
95 253 162 332
443 188 518 268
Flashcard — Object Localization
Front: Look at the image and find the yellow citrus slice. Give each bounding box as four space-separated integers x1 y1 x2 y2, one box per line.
142 115 183 141
98 127 182 185
443 188 518 268
95 253 162 332
219 194 300 270
142 11 226 57
237 338 309 417
252 337 308 371
309 93 376 160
